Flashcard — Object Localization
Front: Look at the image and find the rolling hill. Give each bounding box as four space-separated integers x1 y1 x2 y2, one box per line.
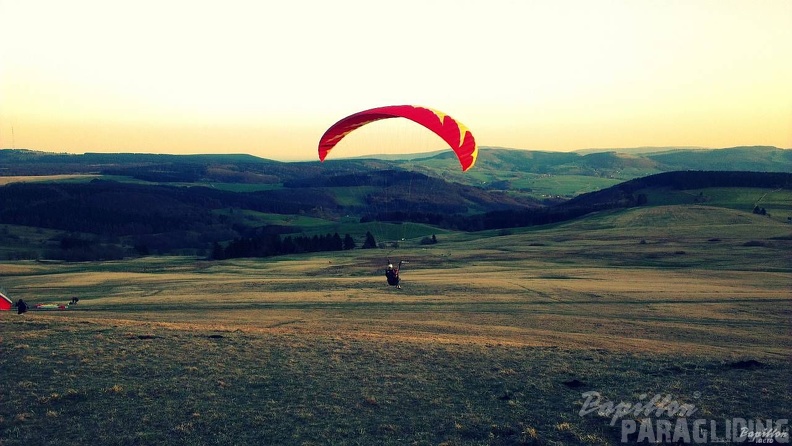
1 147 790 261
2 145 790 183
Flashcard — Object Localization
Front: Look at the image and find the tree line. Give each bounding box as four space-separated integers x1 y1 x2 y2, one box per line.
210 231 379 260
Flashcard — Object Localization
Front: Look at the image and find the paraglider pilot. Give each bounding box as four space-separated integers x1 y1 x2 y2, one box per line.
16 299 28 315
386 260 403 290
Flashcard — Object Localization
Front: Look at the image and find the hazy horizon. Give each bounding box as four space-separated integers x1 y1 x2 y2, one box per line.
4 144 789 165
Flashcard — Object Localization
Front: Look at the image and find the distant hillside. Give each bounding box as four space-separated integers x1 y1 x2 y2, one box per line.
370 147 791 199
442 171 792 231
574 146 708 155
564 170 792 210
2 168 789 261
2 148 791 255
0 149 273 175
3 146 790 184
646 146 792 172
0 166 544 259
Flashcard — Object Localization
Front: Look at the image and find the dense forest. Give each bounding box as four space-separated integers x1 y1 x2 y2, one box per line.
0 179 337 234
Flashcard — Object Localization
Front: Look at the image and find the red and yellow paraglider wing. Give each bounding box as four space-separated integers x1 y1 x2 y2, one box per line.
318 105 478 171
317 109 394 162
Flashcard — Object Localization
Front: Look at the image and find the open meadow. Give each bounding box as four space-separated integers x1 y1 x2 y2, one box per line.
2 206 791 445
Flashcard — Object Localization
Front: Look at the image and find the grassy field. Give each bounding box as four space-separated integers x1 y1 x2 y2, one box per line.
0 175 101 186
642 187 792 222
2 206 790 445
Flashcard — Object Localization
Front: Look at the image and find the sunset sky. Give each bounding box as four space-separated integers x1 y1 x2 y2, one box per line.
1 0 790 161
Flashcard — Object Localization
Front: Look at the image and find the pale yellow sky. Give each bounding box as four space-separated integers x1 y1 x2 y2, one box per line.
1 0 790 160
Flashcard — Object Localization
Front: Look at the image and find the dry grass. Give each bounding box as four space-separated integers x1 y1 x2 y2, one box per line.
1 206 791 445
0 174 99 186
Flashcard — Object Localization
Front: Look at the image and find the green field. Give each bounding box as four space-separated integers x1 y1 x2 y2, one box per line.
642 187 792 218
2 205 790 445
512 174 623 198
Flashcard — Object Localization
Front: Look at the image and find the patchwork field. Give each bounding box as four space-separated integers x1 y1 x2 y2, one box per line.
2 206 790 445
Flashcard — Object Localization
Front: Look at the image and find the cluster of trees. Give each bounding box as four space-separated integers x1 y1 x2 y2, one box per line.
616 170 792 191
102 164 207 183
210 231 379 260
420 235 438 245
47 235 127 262
0 180 339 237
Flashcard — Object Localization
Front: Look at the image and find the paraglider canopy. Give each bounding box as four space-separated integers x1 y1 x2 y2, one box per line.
318 105 478 171
0 292 12 311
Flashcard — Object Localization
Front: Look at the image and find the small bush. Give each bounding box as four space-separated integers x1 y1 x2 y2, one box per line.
420 235 438 245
